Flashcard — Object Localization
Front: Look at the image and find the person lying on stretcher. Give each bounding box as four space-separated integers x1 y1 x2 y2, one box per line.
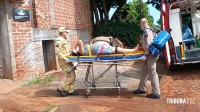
71 37 140 56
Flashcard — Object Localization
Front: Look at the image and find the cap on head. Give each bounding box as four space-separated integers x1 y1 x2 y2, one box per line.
140 18 148 23
59 27 70 33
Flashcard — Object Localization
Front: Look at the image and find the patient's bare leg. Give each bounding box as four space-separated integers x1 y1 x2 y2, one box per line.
74 40 85 55
111 45 139 54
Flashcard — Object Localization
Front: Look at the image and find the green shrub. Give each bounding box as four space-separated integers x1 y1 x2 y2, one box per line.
43 75 55 84
24 75 55 86
24 75 42 86
94 21 142 47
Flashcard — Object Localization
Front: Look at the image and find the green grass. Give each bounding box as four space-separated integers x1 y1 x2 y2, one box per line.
24 75 42 86
24 75 55 86
42 105 58 112
43 75 55 84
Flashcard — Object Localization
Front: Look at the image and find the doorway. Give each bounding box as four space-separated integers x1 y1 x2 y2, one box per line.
42 40 57 72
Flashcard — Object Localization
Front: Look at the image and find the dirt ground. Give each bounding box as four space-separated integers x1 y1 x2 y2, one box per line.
0 58 200 112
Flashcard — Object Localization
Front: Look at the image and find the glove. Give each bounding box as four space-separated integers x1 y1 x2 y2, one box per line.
65 58 69 63
73 62 78 66
140 55 147 61
66 68 72 74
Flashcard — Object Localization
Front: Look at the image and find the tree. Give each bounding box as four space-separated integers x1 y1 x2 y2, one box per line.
157 18 161 26
95 21 142 47
146 0 172 10
94 0 158 47
113 0 155 29
91 0 127 27
146 0 161 10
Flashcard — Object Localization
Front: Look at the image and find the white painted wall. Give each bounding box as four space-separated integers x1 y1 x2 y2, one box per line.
169 8 183 47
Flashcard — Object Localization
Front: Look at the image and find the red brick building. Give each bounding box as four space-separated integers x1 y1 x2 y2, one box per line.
0 0 93 80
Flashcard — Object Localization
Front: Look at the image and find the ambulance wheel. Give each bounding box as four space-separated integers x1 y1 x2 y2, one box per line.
169 59 179 71
170 64 183 71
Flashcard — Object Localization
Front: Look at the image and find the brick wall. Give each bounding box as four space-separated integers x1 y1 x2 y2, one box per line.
9 0 92 80
33 0 92 29
33 0 51 28
33 0 93 49
9 1 45 80
53 0 92 29
12 21 45 80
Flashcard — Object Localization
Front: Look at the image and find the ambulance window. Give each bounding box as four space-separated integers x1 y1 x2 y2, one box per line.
181 14 193 34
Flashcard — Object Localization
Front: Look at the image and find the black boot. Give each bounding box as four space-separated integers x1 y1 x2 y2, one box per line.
146 93 160 99
132 89 146 94
68 91 79 95
57 89 67 97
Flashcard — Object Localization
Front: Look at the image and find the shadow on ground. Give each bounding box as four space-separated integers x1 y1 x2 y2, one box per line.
34 88 144 99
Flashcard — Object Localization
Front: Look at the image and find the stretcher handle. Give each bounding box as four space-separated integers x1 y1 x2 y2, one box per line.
96 52 126 61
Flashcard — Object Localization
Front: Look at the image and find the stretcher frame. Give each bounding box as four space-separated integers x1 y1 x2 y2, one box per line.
67 51 144 96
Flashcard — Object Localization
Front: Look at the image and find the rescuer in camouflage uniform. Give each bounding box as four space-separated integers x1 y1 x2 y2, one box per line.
55 27 79 97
